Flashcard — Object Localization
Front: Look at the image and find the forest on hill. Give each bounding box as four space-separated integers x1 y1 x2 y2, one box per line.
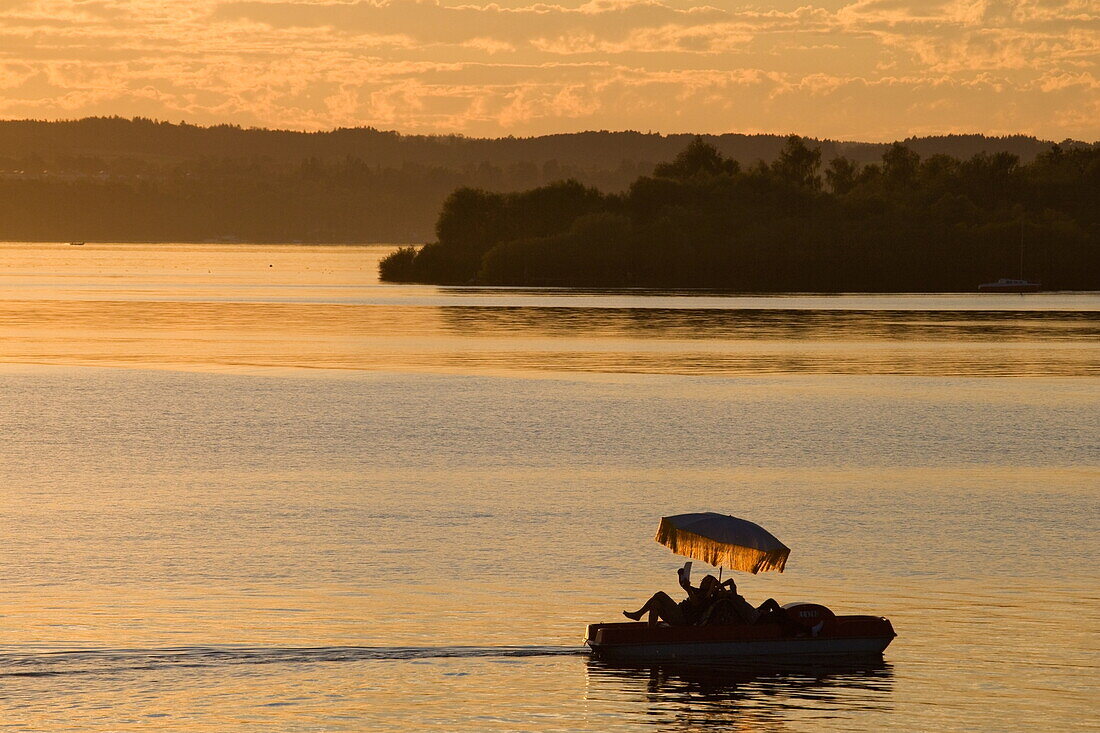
380 138 1100 291
0 117 1094 243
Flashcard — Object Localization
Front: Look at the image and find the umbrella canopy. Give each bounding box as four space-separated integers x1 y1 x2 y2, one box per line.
655 512 790 574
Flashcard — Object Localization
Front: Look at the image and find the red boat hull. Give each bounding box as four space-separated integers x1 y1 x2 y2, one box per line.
585 616 896 662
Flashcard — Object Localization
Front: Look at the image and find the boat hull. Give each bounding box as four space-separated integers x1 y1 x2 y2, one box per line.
585 616 896 662
978 281 1041 292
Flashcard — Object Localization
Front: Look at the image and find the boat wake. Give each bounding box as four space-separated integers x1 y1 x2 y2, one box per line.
0 645 586 678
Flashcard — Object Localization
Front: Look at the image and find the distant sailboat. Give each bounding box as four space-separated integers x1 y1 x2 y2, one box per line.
979 224 1040 292
978 278 1041 293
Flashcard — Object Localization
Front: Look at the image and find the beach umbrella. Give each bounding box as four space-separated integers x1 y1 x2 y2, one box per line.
655 512 789 574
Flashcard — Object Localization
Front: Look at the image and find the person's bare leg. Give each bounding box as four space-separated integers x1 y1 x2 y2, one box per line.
755 598 802 635
624 592 681 626
623 592 667 620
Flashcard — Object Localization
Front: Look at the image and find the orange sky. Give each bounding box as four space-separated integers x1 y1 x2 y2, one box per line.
0 0 1096 140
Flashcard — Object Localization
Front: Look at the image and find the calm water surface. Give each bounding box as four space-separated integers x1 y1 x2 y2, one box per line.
0 243 1096 730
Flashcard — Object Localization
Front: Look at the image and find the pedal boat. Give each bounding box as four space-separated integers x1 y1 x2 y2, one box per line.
585 603 896 662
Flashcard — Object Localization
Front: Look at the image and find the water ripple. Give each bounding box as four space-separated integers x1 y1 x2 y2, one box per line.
0 645 587 678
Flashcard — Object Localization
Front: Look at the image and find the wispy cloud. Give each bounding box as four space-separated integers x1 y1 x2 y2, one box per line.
0 0 1094 139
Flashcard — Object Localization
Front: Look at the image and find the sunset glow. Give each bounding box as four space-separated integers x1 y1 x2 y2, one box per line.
1 0 1096 139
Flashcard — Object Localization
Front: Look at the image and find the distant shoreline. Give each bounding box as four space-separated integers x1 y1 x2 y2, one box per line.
1 239 417 246
4 239 1097 295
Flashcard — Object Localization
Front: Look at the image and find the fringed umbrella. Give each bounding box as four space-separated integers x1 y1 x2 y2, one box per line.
655 512 789 574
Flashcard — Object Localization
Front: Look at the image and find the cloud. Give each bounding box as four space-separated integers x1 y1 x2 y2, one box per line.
0 0 1093 140
461 37 516 54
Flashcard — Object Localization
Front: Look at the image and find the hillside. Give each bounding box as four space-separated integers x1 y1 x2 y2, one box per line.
0 117 1094 243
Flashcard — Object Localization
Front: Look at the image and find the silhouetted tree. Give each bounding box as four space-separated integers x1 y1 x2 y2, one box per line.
825 157 859 195
653 137 739 180
381 138 1099 291
377 246 418 281
771 135 822 189
882 143 920 188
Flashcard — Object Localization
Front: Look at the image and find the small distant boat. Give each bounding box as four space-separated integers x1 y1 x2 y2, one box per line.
68 241 84 246
978 278 1041 293
981 225 1041 292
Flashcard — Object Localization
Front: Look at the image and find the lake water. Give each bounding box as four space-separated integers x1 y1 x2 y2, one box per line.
0 242 1096 731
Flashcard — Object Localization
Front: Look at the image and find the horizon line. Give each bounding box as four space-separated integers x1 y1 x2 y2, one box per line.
2 115 1096 147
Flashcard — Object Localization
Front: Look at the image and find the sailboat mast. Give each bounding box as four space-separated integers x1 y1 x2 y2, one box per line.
1019 221 1024 279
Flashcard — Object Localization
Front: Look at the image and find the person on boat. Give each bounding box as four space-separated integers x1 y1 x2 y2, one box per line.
622 564 722 627
717 579 801 634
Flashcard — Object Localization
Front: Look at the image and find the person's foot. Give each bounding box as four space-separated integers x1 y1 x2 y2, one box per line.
623 610 644 621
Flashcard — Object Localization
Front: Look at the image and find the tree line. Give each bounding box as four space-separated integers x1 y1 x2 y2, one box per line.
0 157 635 242
0 117 1094 246
2 116 1084 168
380 138 1100 291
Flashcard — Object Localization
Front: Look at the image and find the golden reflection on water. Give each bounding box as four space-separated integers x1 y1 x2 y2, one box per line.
584 657 895 728
0 242 1096 377
1 243 1098 730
